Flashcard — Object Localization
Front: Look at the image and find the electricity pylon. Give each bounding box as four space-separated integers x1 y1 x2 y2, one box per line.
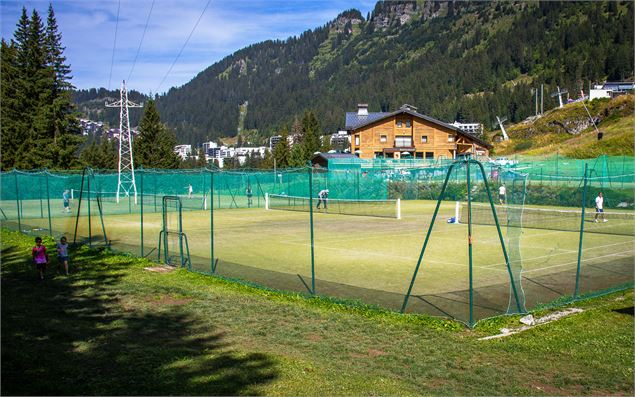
106 80 143 203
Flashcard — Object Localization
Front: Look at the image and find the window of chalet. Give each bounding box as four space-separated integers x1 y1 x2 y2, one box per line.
405 120 412 128
421 135 428 143
395 136 412 147
355 135 360 145
380 135 387 143
448 135 455 142
396 120 403 128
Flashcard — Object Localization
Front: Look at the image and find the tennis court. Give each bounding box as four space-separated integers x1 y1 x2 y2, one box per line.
9 197 633 325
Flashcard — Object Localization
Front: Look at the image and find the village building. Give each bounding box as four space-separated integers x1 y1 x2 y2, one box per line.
345 104 491 160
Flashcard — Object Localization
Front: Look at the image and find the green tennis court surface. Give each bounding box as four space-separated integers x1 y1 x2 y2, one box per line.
7 199 633 325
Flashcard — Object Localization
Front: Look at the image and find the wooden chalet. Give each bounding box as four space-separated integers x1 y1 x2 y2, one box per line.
345 104 491 160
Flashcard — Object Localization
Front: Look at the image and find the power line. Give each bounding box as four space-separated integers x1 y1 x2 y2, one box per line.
155 0 212 94
107 0 121 91
127 0 155 84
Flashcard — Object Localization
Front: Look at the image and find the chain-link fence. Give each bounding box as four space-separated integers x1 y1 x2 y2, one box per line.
1 156 633 326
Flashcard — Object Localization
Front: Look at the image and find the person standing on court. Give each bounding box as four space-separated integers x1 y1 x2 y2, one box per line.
62 189 71 213
498 184 506 205
246 185 253 208
595 191 607 223
317 189 329 210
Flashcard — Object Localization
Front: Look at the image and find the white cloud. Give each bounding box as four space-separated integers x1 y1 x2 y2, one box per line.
1 0 374 93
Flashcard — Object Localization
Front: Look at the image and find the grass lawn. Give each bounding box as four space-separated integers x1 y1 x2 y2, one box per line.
8 199 634 325
1 229 634 395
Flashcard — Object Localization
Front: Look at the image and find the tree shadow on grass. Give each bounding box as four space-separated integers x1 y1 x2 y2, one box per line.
1 242 278 395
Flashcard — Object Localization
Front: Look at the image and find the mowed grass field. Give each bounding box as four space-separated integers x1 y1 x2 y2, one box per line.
1 229 634 395
9 199 634 323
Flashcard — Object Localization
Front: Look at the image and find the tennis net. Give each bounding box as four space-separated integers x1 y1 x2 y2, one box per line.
80 191 208 211
459 202 635 236
266 194 401 219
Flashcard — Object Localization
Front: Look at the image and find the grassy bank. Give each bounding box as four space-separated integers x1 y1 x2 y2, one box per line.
493 95 635 158
1 229 633 395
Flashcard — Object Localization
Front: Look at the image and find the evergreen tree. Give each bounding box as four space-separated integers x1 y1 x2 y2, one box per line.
300 111 321 161
260 149 273 169
1 5 81 170
319 134 332 153
45 4 72 92
288 145 305 167
134 100 180 169
0 40 20 169
272 127 291 168
195 148 208 167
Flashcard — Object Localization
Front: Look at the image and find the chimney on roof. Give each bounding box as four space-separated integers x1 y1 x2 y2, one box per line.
400 104 417 112
357 103 369 116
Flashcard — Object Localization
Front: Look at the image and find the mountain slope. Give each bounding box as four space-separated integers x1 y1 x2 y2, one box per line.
492 95 635 158
82 1 634 146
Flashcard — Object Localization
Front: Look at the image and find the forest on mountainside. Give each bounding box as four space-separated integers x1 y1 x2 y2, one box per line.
142 0 633 146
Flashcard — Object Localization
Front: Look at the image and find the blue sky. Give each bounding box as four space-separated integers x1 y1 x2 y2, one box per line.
1 0 375 94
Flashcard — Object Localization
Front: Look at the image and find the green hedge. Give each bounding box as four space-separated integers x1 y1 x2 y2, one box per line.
389 181 634 209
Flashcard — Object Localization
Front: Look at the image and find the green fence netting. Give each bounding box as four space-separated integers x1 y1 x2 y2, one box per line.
1 155 633 327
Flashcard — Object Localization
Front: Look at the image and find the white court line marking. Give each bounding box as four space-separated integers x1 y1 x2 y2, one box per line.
482 240 634 269
278 239 485 269
523 249 635 274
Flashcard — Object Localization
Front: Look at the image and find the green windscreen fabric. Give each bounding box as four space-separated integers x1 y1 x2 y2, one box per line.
1 157 633 328
267 194 399 218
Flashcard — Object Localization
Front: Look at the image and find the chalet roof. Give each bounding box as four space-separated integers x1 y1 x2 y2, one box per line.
345 112 390 130
345 106 492 149
311 152 359 161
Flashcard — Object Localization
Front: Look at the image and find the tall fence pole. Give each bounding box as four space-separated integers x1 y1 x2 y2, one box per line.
39 175 44 218
210 169 216 273
620 156 626 189
14 170 21 232
73 169 86 245
139 167 144 257
574 164 588 298
87 172 92 247
466 160 474 327
308 165 316 294
45 170 52 236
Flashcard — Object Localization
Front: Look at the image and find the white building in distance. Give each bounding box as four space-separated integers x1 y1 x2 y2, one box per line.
174 144 192 160
450 121 483 136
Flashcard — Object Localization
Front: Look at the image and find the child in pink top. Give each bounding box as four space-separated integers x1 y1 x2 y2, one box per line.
32 237 49 280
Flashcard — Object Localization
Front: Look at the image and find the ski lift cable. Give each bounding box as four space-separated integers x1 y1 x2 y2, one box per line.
155 0 212 94
127 0 156 84
107 0 121 91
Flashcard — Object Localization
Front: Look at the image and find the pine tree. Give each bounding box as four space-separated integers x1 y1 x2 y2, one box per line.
260 149 273 169
272 127 291 168
300 111 321 162
134 100 180 169
1 5 81 170
288 145 305 167
195 148 208 167
0 40 20 169
45 4 72 92
319 134 332 153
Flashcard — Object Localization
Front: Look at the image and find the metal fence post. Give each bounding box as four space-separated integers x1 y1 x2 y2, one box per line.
308 164 316 294
210 169 216 273
139 167 144 257
574 164 588 297
466 160 474 327
45 170 52 236
87 172 92 247
13 170 22 232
